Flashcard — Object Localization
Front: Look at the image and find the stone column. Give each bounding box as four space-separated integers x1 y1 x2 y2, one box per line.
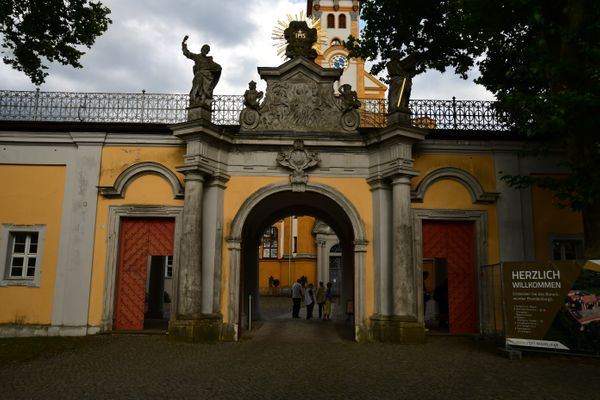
315 238 327 284
391 175 417 318
201 176 227 315
169 170 222 342
176 171 204 319
368 178 392 316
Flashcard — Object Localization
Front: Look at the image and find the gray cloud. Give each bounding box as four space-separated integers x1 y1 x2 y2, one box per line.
0 0 493 101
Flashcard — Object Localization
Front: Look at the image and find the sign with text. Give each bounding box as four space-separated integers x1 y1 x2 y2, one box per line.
503 261 600 355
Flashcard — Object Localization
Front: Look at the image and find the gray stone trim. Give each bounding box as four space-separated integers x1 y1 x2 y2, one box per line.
413 208 488 333
412 167 499 204
101 205 183 331
103 133 183 146
227 182 367 341
0 324 90 337
99 161 184 199
0 224 46 287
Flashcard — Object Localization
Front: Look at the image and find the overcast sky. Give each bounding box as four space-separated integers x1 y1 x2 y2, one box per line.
0 0 493 100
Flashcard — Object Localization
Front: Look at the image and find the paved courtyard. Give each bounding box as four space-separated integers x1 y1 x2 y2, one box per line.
1 298 598 399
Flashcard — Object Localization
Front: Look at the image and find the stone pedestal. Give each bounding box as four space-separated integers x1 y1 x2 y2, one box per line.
187 105 212 121
168 314 222 342
370 315 425 344
387 110 411 126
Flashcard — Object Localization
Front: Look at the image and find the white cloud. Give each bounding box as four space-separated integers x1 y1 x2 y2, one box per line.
0 0 493 100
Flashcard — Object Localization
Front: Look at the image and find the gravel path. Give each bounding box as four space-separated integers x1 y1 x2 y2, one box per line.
1 297 598 399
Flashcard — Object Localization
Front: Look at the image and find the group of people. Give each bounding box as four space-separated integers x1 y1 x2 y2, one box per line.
291 280 333 320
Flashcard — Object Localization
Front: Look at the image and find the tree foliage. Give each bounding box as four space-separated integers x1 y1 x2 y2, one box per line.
0 0 111 85
348 0 600 257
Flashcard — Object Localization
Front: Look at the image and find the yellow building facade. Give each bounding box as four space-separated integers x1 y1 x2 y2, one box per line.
0 0 583 342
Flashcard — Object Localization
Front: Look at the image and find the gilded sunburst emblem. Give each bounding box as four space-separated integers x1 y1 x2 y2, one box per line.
271 11 327 59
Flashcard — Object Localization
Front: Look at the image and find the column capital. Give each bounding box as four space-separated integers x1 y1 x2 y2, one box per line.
367 176 391 191
391 174 413 186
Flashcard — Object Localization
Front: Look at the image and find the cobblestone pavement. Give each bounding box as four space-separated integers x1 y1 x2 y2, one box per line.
1 299 599 399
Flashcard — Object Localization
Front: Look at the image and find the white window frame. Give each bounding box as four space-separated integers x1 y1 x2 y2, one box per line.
0 224 46 287
548 235 584 261
165 255 174 278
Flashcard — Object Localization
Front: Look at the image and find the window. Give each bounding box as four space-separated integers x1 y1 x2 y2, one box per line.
338 14 347 29
165 256 173 278
1 225 45 286
552 239 583 260
327 13 335 28
261 227 278 259
330 38 342 46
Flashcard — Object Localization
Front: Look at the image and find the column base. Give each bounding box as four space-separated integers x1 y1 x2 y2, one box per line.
370 315 425 344
168 315 223 342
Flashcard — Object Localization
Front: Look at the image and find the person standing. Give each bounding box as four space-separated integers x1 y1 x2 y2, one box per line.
315 281 326 319
291 279 303 318
323 282 333 320
305 283 316 320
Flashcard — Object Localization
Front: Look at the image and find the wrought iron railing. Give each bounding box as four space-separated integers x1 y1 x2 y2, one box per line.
0 90 509 130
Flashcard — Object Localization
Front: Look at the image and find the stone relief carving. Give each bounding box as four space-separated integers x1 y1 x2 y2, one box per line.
277 139 320 192
243 79 361 132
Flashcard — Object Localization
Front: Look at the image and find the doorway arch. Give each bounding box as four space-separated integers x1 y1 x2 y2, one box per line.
227 182 367 341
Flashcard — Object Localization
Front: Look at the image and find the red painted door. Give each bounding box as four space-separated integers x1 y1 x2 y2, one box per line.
422 221 476 334
115 218 175 330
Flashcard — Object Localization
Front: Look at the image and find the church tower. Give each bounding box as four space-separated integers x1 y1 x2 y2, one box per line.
307 0 386 99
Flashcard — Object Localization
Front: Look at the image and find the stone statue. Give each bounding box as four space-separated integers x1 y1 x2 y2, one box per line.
243 81 263 110
284 21 318 60
181 35 222 109
387 52 417 113
338 84 361 131
339 84 361 112
240 81 263 129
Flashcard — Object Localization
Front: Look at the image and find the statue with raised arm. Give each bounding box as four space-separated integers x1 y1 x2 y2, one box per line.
387 52 417 113
181 35 222 109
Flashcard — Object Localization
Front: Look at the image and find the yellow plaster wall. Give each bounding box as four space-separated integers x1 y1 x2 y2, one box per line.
413 154 497 193
0 165 65 324
531 184 583 260
221 176 374 322
87 146 185 326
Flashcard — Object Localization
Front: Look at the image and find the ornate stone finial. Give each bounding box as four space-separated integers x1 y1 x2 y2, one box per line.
387 51 418 125
338 84 361 131
284 21 318 60
240 81 263 129
277 140 320 192
181 35 222 119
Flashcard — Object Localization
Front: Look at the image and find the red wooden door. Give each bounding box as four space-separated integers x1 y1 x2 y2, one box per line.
422 220 476 334
115 218 175 330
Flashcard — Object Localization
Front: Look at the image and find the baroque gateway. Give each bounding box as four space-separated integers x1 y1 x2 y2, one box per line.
0 0 582 342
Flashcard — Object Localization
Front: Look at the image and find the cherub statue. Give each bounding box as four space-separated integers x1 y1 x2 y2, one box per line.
243 81 263 110
339 84 361 112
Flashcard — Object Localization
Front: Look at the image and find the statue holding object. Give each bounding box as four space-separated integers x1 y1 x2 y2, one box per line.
387 52 418 114
181 35 222 109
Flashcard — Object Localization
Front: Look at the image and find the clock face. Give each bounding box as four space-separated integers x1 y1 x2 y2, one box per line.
330 54 349 70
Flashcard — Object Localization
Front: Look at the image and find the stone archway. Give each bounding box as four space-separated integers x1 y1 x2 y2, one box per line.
226 182 367 341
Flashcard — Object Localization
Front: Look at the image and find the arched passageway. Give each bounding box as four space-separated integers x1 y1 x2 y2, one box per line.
227 183 367 341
